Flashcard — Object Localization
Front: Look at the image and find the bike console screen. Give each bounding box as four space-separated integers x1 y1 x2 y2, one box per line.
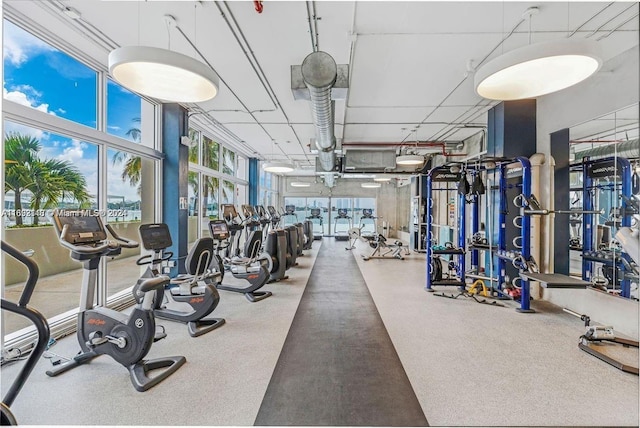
139 223 172 251
53 212 107 244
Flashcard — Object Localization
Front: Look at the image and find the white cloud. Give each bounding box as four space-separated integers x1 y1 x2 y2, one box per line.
56 108 67 114
3 119 44 141
3 86 54 115
107 125 121 131
3 20 54 67
13 84 42 98
107 161 140 202
57 139 87 163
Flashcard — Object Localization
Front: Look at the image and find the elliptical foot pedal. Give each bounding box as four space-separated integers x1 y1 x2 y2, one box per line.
128 355 186 392
153 325 167 342
245 291 272 302
187 318 226 337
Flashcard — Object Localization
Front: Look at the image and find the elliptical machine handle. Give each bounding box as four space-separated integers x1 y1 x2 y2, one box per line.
105 224 139 249
1 242 39 307
59 225 111 253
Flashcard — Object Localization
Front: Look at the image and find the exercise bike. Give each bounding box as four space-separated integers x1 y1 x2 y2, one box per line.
209 219 272 302
136 223 225 337
1 242 51 425
47 212 186 392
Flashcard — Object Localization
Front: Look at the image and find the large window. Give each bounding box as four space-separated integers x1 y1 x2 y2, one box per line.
222 147 236 176
258 169 279 209
3 20 97 128
188 126 249 242
106 148 154 299
2 20 162 345
3 123 98 334
202 136 219 171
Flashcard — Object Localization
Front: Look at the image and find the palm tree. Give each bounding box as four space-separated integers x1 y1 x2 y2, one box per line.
30 159 91 225
4 132 91 226
112 118 142 194
4 133 39 226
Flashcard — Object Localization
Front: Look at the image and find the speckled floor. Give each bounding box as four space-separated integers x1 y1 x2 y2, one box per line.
2 237 638 426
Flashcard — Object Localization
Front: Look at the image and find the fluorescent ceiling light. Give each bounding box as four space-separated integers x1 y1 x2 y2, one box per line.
290 182 311 187
474 39 602 101
361 182 382 188
396 154 425 166
263 162 294 174
373 177 392 182
108 46 219 103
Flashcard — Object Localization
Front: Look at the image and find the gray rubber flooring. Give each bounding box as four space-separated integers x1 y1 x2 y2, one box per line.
254 239 429 426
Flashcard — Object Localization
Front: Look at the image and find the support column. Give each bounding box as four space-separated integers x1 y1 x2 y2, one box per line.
487 100 537 158
162 103 189 275
249 158 259 206
551 128 570 275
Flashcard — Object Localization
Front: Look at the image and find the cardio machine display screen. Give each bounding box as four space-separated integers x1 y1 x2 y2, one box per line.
209 221 230 240
242 205 256 217
54 212 107 244
139 224 172 250
222 204 238 219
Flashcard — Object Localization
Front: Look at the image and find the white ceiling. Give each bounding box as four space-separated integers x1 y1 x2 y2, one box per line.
5 0 639 172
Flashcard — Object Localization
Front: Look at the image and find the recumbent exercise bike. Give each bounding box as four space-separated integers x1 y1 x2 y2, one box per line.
135 223 225 337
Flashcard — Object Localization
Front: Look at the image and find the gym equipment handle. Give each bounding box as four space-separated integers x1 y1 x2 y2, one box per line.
105 224 139 248
138 275 171 293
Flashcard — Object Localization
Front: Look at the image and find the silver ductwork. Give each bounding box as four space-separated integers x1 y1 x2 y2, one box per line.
301 51 338 172
573 138 639 160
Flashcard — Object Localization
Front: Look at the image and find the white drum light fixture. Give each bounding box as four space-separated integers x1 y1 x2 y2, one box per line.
474 39 602 101
396 154 425 166
290 182 311 187
108 46 219 103
361 182 382 188
262 162 294 174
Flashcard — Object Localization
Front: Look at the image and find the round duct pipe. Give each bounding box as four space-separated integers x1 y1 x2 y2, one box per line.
573 138 639 161
302 51 338 172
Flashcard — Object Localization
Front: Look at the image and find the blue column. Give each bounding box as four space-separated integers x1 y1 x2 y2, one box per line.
249 158 259 206
162 103 189 276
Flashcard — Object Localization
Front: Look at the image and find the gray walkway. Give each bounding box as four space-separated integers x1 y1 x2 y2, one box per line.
255 239 428 426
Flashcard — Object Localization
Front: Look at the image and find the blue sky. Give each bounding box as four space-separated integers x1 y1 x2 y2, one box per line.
3 19 143 202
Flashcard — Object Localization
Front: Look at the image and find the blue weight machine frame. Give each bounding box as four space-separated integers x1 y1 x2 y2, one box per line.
580 156 633 298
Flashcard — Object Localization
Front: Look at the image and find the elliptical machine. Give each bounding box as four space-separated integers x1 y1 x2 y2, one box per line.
209 219 273 302
1 242 50 425
136 223 225 337
267 206 281 229
255 205 271 236
48 212 185 392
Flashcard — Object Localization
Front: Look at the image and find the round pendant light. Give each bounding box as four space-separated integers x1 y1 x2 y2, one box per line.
361 182 382 188
262 162 294 174
474 39 602 101
290 182 311 187
396 154 425 166
108 46 219 103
